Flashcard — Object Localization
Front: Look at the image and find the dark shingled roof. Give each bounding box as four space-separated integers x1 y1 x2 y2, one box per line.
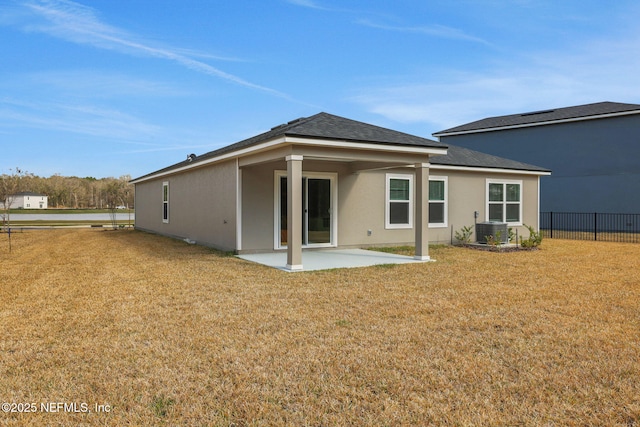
432 145 550 172
205 111 447 156
133 112 447 181
433 101 640 135
132 112 549 182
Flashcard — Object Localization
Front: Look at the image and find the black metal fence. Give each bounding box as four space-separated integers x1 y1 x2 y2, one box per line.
540 212 640 243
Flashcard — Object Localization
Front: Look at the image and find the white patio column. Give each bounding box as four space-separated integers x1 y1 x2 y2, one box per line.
286 155 303 270
415 162 431 260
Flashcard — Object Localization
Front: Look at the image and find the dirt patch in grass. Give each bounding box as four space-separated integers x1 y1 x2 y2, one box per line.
1 229 639 425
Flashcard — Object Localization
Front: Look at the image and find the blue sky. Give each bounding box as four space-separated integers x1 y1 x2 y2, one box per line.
2 0 640 179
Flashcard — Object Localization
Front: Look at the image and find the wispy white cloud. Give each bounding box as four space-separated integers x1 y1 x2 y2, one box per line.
285 0 325 10
0 96 235 155
4 70 191 99
16 0 293 100
284 1 489 44
169 47 247 63
0 97 163 140
357 19 491 45
283 0 395 21
349 27 640 134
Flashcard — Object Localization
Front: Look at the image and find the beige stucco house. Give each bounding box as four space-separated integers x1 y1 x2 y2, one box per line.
131 113 550 270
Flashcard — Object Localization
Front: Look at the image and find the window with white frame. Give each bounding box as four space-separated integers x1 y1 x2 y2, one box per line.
162 181 169 223
487 180 522 224
386 174 413 229
429 176 447 227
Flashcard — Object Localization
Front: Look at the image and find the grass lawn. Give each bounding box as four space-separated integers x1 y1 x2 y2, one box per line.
1 229 639 425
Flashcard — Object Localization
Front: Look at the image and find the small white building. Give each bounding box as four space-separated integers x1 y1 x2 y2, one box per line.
7 192 48 209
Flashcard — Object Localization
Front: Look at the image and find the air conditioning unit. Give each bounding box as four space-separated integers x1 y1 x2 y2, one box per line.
476 222 508 244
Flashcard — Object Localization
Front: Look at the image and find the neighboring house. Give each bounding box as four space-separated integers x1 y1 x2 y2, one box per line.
433 101 640 213
131 113 549 270
5 192 48 209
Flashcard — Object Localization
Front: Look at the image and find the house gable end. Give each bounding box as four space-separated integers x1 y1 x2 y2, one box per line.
131 113 448 184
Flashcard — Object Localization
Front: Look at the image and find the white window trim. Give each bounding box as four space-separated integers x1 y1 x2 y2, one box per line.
486 179 523 226
429 175 448 228
385 173 413 229
162 181 169 224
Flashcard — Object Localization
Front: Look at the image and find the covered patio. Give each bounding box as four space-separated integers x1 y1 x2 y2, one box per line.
239 151 436 271
235 114 447 271
237 248 430 272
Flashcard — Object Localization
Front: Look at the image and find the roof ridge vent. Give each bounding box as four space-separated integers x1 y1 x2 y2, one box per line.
520 109 555 117
270 116 307 131
287 117 306 125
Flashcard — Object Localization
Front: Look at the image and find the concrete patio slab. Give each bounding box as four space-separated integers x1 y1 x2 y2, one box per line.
237 248 430 272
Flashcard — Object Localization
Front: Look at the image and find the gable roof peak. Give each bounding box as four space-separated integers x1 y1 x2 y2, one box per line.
267 112 447 148
130 112 447 183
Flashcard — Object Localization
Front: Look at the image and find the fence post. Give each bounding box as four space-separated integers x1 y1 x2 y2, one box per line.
594 212 597 241
550 211 553 239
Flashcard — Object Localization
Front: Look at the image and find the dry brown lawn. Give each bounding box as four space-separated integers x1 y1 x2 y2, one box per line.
1 229 639 426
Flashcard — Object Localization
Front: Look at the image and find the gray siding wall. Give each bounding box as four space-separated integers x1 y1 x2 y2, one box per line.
239 161 540 251
241 160 351 251
341 168 539 245
439 115 640 213
339 168 414 247
431 169 540 244
240 161 280 251
134 160 238 251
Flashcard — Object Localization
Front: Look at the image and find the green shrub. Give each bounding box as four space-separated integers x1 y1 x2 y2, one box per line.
454 225 474 245
521 224 543 248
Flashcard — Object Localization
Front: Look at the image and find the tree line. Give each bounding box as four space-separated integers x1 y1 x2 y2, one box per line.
1 169 134 209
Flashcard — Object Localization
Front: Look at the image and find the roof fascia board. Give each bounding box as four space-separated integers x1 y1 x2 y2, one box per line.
284 136 447 155
131 137 290 184
431 164 551 176
434 109 640 137
131 136 447 184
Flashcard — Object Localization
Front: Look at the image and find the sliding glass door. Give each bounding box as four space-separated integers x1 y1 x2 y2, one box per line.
277 173 335 248
305 178 331 244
